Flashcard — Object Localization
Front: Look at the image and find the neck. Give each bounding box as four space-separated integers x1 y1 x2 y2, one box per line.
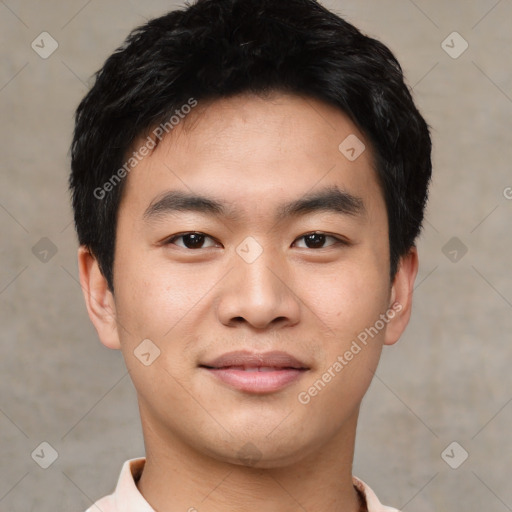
136 405 362 512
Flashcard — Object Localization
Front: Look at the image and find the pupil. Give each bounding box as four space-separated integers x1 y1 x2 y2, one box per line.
306 233 325 248
184 233 204 248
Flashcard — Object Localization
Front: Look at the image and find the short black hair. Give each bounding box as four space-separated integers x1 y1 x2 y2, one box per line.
70 0 432 292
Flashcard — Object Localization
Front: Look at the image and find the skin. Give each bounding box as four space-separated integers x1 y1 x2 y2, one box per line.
78 92 418 512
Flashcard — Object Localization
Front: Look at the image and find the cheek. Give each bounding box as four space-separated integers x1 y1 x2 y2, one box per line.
113 248 217 345
297 268 389 424
303 259 390 338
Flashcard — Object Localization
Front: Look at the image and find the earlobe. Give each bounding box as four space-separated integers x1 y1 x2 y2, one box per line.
77 246 121 350
384 247 419 346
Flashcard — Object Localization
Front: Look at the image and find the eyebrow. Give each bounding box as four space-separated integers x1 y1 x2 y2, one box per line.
143 185 366 223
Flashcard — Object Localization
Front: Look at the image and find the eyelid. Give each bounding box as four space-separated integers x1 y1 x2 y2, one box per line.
292 231 351 249
163 231 351 249
164 232 220 248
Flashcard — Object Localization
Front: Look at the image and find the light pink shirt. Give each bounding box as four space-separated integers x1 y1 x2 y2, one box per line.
86 458 400 512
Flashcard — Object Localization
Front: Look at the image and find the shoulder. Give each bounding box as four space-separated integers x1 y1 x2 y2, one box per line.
85 493 115 512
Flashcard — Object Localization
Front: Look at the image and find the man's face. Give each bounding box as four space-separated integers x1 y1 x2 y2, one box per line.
107 93 403 466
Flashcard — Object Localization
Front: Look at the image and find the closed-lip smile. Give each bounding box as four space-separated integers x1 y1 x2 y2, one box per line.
199 350 310 370
199 350 310 394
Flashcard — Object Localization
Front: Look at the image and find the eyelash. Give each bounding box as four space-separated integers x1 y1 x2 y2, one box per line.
163 231 350 250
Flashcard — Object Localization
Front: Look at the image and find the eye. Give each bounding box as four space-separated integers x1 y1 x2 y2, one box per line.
164 232 219 249
163 231 348 250
293 232 348 249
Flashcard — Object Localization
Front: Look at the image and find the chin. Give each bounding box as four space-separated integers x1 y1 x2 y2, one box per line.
200 431 318 469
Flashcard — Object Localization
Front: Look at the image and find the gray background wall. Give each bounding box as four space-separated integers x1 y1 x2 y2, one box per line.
1 0 511 510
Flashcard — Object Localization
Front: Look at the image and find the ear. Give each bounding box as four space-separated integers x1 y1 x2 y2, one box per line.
77 246 121 350
384 246 419 346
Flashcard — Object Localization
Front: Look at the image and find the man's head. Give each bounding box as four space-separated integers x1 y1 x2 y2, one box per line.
70 0 431 293
70 0 431 468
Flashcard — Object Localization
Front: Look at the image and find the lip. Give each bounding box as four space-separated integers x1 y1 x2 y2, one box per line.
199 350 310 394
200 350 309 370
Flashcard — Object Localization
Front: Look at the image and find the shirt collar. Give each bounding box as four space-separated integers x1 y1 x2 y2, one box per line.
114 458 155 512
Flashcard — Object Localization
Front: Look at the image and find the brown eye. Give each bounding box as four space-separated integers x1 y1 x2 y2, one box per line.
166 232 218 249
294 232 346 249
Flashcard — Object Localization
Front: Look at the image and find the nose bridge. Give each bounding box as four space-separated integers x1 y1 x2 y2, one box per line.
235 237 284 304
246 247 280 288
216 236 300 329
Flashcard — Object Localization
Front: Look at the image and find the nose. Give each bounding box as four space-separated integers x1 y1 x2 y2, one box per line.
216 244 301 330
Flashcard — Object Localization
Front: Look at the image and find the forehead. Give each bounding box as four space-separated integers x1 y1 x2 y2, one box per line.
118 92 385 223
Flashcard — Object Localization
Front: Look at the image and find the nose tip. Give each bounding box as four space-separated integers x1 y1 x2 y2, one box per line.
216 252 301 330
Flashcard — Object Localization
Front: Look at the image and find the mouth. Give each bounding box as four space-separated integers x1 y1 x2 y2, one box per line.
199 351 310 394
201 365 305 371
